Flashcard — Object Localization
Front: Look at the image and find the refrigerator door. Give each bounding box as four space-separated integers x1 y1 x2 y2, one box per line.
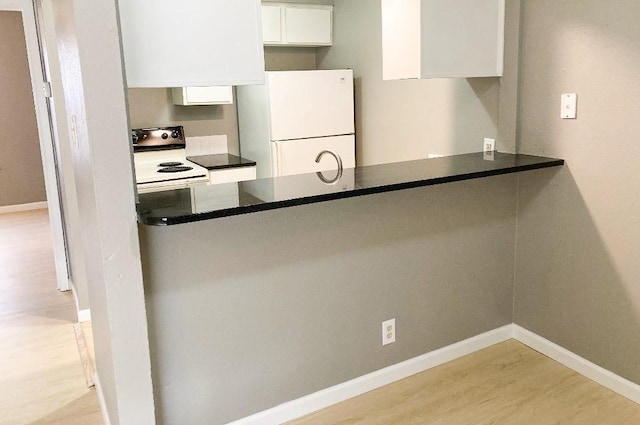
272 135 355 177
267 70 355 141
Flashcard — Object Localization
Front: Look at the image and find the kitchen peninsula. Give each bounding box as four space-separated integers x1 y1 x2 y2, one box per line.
137 152 564 225
137 151 564 424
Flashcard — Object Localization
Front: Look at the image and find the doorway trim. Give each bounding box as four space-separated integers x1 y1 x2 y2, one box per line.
0 0 69 292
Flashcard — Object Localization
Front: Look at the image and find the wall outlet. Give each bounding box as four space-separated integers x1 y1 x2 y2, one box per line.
483 138 496 153
382 318 396 346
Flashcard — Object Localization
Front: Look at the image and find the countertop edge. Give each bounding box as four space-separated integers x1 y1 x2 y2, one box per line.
139 155 564 226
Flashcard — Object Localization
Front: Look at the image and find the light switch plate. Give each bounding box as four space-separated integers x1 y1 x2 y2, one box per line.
561 93 577 119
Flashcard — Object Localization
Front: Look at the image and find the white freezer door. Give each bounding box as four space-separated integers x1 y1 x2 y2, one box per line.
271 135 355 177
267 70 355 141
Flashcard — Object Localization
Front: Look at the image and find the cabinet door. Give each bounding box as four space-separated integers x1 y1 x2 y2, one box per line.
188 87 233 105
119 0 265 87
261 4 283 44
284 6 332 46
208 167 256 184
381 0 421 80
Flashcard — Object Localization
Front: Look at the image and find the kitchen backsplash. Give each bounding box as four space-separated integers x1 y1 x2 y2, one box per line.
185 135 228 157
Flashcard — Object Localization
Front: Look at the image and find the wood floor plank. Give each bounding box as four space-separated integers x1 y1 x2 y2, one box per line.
286 340 640 425
0 210 102 425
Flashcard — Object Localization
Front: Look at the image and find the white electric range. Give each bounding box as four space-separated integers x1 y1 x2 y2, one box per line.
132 126 209 193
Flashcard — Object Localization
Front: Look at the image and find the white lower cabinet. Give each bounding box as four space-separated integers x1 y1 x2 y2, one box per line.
261 3 332 47
191 184 240 213
208 167 257 185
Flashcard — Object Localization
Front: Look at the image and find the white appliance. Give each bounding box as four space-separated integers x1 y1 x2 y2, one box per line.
134 150 210 193
132 126 210 193
236 69 355 178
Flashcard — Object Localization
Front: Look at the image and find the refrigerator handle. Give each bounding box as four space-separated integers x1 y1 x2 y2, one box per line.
315 150 343 185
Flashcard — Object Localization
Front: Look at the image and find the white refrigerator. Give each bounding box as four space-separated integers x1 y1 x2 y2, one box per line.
236 69 355 179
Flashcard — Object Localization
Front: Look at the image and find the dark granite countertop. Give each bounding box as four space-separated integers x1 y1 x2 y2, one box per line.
187 154 256 170
137 152 564 226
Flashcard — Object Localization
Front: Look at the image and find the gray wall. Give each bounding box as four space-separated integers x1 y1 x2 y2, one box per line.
127 89 242 155
514 0 640 384
264 46 317 71
0 12 46 207
316 0 503 166
140 175 518 425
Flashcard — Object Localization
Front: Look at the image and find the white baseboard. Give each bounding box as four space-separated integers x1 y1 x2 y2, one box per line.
226 325 513 425
512 325 640 404
94 372 112 425
0 201 48 214
70 280 91 322
77 308 91 323
226 324 640 425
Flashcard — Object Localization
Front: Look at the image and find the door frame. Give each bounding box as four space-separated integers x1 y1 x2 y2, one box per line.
0 0 70 292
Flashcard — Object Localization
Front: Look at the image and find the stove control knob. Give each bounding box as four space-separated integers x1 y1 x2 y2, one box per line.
171 130 180 139
161 132 169 140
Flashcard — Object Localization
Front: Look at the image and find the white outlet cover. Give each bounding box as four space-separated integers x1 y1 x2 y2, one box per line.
382 318 396 346
561 93 577 119
483 138 496 152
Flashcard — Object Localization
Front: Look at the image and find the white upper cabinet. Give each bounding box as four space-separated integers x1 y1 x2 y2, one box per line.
261 4 283 44
284 6 332 45
382 0 505 80
171 87 234 106
119 0 265 87
261 3 333 47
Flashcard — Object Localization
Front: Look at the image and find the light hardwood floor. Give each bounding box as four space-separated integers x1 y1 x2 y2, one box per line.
0 209 102 425
287 339 640 425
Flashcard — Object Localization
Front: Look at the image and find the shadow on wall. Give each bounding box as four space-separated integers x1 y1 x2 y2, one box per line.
141 177 518 288
450 77 500 155
514 166 640 385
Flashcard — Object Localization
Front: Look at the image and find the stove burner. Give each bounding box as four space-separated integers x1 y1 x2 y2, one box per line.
158 161 183 167
157 166 194 173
